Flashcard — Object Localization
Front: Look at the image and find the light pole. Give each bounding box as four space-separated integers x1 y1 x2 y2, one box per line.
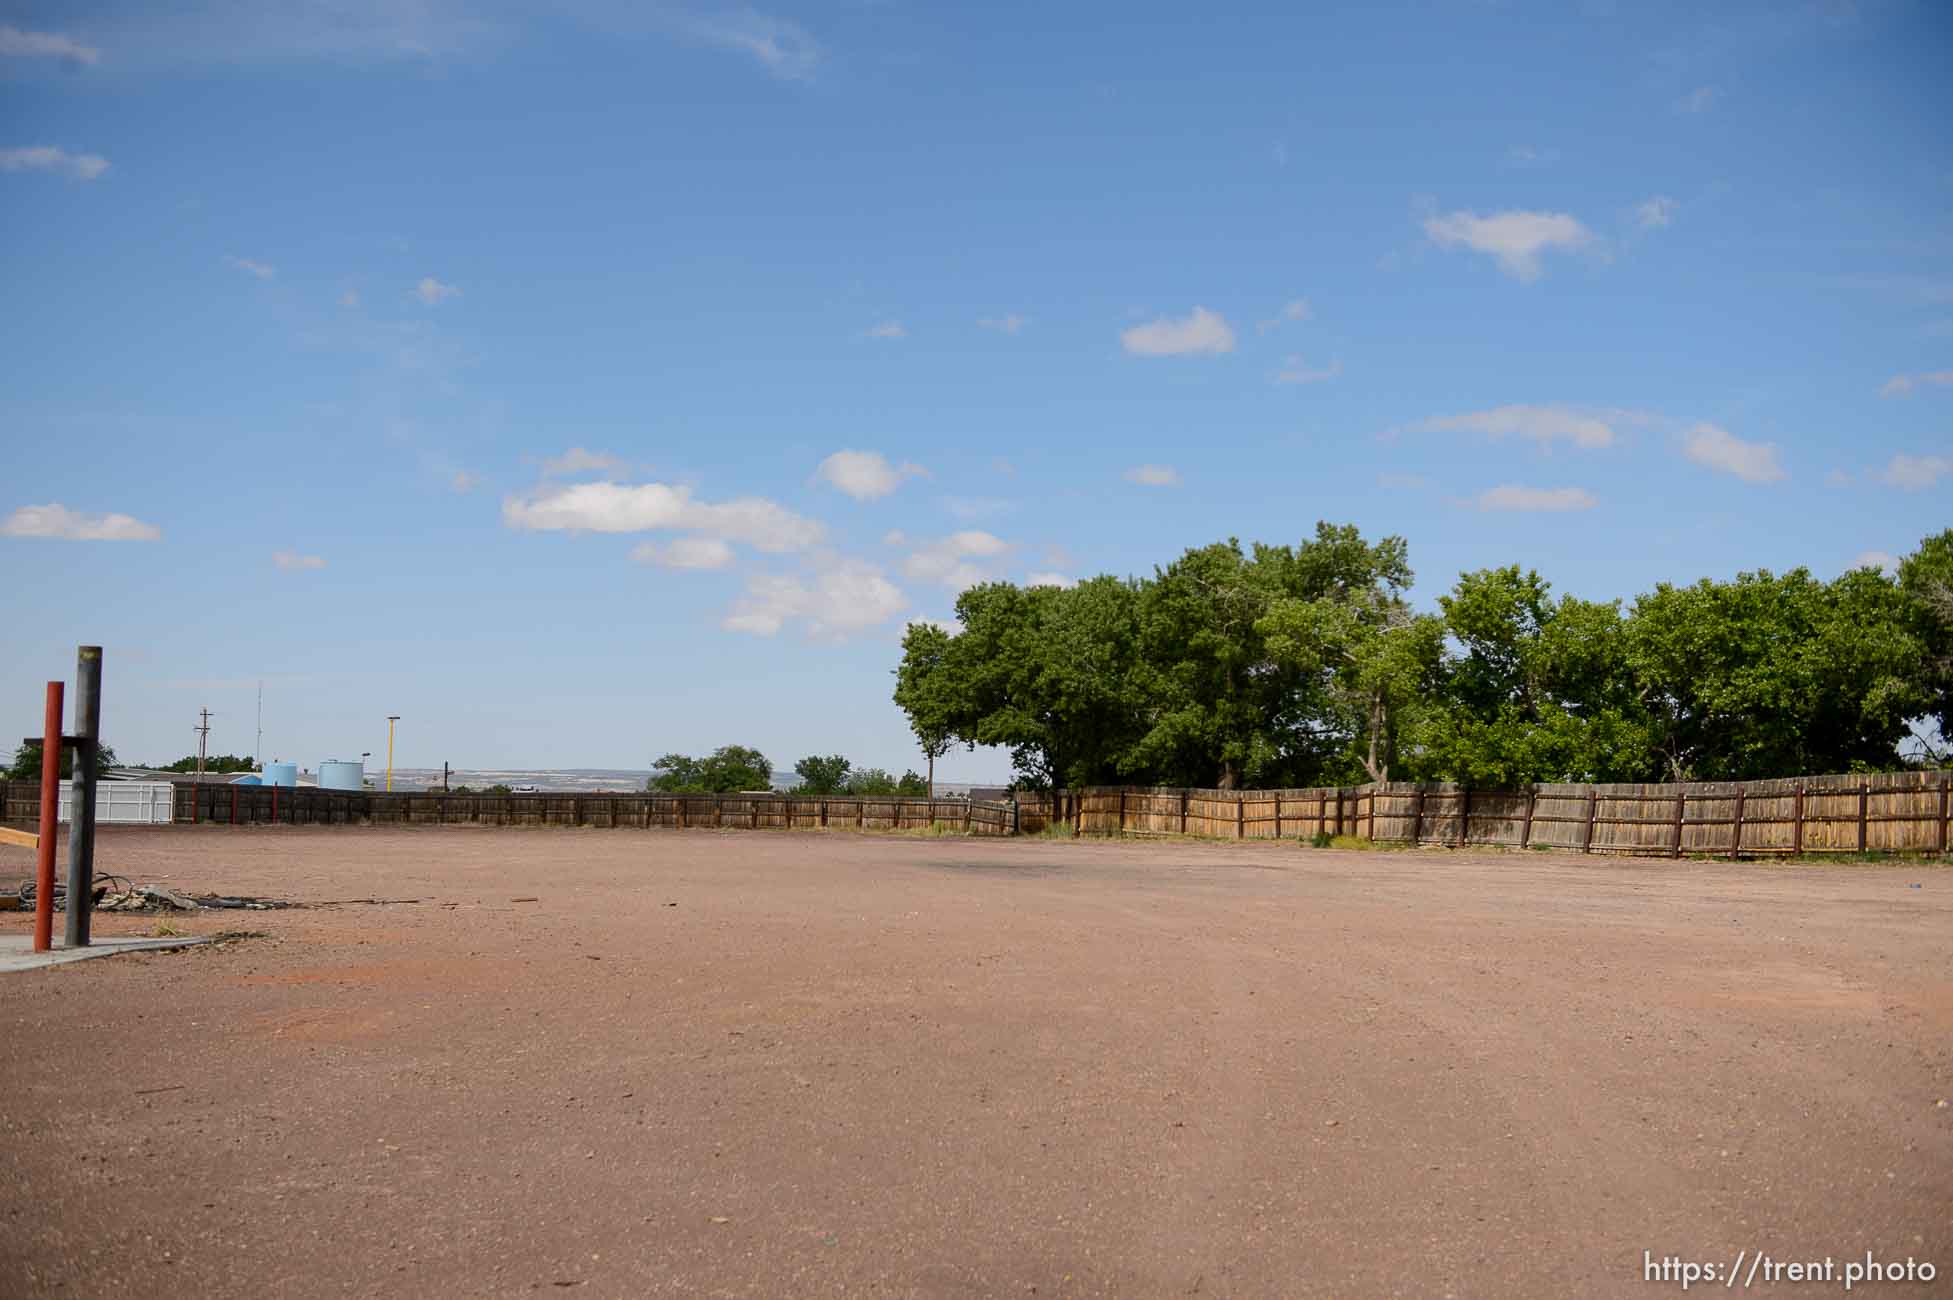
385 716 400 792
360 752 372 791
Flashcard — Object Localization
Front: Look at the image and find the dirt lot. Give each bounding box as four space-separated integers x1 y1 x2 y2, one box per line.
1 826 1948 1298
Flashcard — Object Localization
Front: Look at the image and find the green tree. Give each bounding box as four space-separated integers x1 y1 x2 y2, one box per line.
1623 567 1928 780
897 770 929 796
1420 567 1653 785
846 767 899 795
1259 591 1443 783
1130 524 1412 787
160 753 255 774
6 741 120 781
892 621 966 795
647 754 706 792
933 577 1147 792
793 753 852 795
1898 529 1953 760
648 746 773 793
484 783 513 795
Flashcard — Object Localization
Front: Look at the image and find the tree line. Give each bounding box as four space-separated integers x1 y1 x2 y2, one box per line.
894 523 1953 792
647 746 929 796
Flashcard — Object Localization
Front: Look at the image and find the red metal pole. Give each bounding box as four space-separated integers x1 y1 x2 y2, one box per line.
34 681 63 952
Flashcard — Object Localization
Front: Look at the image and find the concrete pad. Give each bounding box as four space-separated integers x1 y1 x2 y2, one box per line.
0 933 209 973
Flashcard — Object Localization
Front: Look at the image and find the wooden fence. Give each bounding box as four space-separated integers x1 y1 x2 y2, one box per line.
2 771 1946 857
1014 769 1952 857
0 782 1012 836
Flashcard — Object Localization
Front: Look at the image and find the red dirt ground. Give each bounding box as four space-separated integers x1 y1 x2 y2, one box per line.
2 826 1949 1298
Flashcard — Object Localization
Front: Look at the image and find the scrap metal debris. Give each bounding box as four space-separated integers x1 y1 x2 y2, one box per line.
9 881 299 913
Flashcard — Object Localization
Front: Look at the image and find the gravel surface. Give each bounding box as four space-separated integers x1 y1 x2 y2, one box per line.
2 826 1948 1297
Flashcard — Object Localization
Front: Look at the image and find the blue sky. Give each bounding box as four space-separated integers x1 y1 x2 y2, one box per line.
2 0 1949 780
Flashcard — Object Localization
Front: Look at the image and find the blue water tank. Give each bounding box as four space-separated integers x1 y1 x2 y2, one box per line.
319 759 365 791
263 762 299 788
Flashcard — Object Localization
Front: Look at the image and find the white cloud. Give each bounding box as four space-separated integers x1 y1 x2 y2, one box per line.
943 496 1011 521
1682 423 1786 483
1 146 110 180
227 256 275 279
724 560 906 639
450 470 479 494
1413 404 1619 449
1874 453 1951 491
415 276 461 305
1257 298 1312 332
273 550 326 572
903 530 1011 590
1677 86 1717 113
502 481 824 551
1120 306 1236 356
815 450 927 501
1472 485 1598 512
1879 370 1953 397
631 536 735 570
1025 572 1075 589
978 314 1026 334
0 27 100 64
864 320 906 340
1636 196 1679 229
1423 209 1594 281
1825 468 1853 487
338 289 360 308
1124 464 1181 487
1853 550 1900 575
1273 356 1342 386
908 617 962 636
881 529 907 546
543 447 625 479
1 503 161 541
681 9 821 81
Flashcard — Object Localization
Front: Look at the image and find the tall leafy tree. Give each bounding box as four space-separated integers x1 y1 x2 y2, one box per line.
1133 524 1413 787
6 742 120 781
1259 592 1442 782
1898 529 1953 760
792 754 853 795
892 621 965 795
647 746 773 793
1423 567 1652 785
1624 568 1927 780
900 577 1145 792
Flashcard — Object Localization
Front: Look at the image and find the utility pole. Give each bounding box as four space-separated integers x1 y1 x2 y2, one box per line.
195 707 212 781
386 715 401 792
443 760 450 793
65 647 102 948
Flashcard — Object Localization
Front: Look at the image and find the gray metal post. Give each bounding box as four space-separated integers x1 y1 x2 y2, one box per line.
65 646 103 947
